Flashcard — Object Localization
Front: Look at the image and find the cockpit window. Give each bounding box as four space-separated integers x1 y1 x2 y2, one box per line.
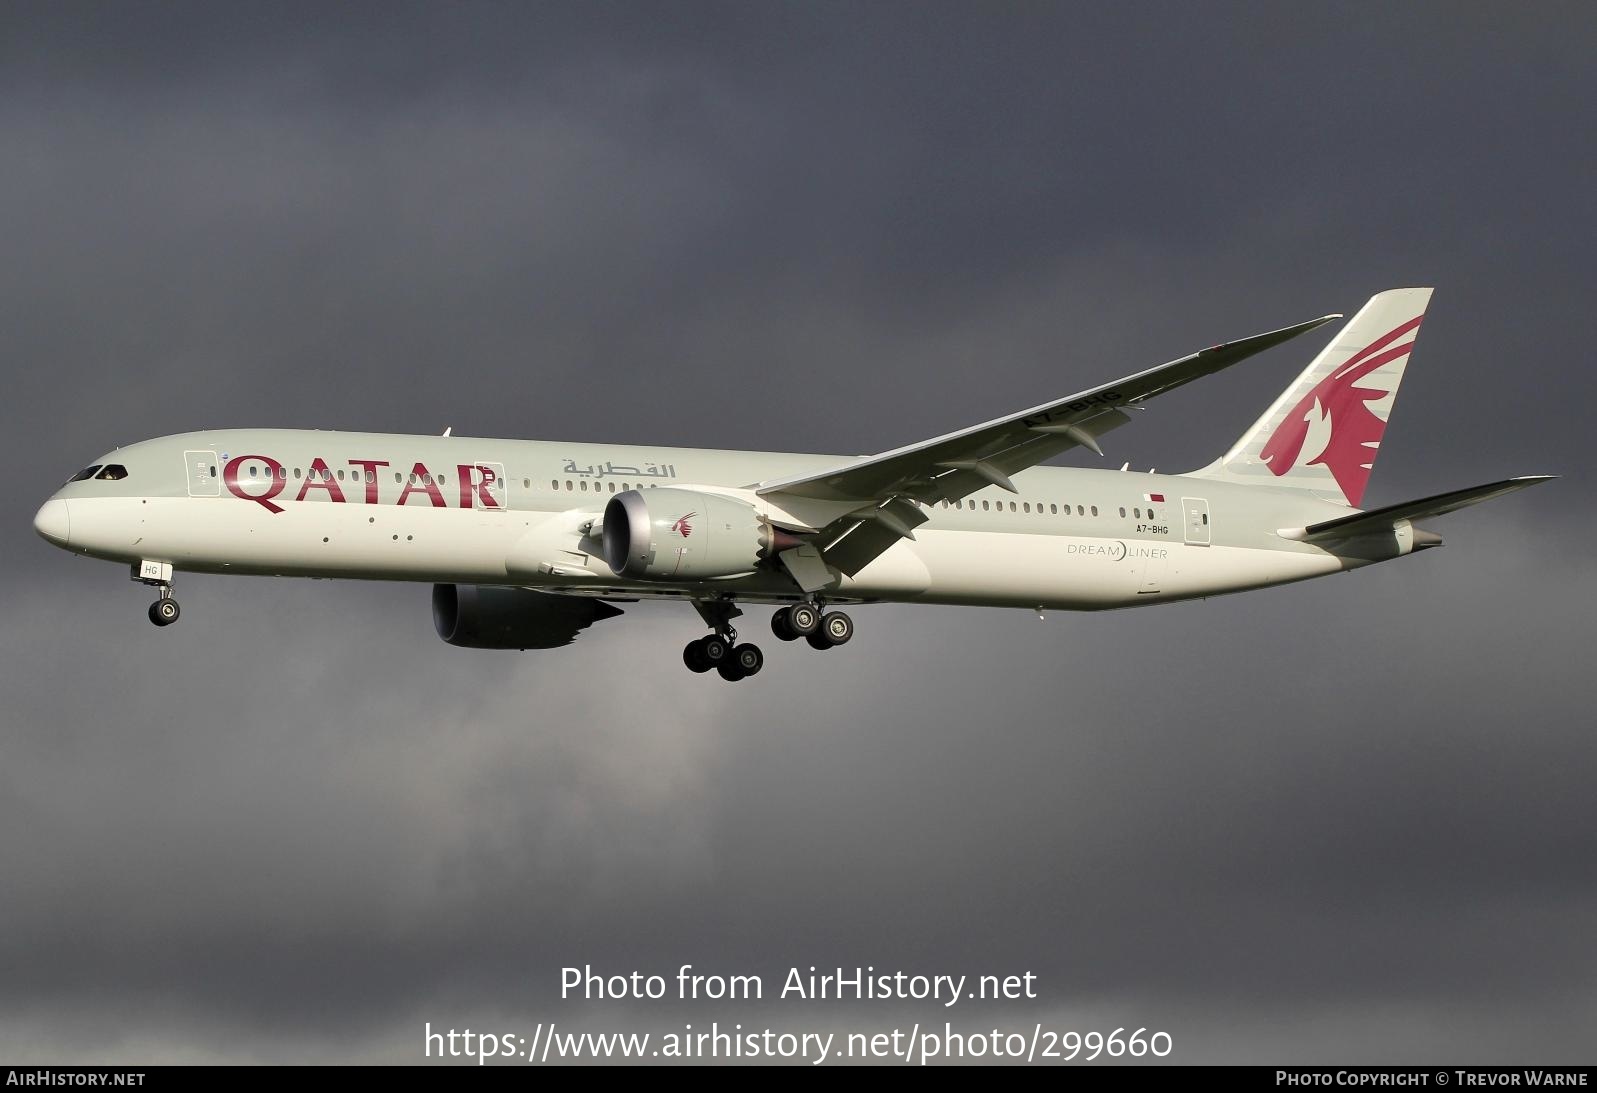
68 465 103 482
95 464 129 481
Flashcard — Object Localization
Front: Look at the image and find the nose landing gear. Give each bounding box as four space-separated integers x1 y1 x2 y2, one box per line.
133 560 181 628
148 594 181 627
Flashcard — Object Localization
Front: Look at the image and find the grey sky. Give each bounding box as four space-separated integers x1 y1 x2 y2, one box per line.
1 1 1592 1064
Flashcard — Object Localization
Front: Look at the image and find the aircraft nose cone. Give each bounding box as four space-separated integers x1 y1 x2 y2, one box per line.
34 498 70 546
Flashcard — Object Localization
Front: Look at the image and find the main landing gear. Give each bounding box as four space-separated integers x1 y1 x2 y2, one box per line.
682 601 857 680
685 599 764 682
133 560 181 627
683 634 765 682
770 604 853 650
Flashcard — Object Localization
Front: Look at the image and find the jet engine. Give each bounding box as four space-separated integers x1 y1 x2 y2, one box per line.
602 487 800 581
432 584 623 649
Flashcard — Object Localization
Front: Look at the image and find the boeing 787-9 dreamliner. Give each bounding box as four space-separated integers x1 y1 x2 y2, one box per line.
34 288 1552 680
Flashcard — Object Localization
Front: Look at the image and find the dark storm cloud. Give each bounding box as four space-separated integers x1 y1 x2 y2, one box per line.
1 1 1592 1063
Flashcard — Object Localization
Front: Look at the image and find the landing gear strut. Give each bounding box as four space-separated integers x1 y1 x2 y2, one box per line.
133 560 181 628
686 599 763 682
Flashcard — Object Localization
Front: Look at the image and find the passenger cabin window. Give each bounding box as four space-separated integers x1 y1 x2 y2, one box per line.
68 465 102 482
95 465 128 481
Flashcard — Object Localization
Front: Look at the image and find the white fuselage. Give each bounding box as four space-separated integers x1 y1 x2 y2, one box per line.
36 429 1399 613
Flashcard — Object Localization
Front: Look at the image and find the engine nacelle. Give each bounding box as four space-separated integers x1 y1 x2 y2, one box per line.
604 487 792 581
432 584 623 649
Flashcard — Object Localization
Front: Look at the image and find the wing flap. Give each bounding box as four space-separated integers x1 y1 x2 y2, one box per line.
821 519 910 578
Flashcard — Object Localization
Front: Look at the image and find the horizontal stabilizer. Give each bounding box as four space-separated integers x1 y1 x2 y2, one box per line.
1282 476 1556 543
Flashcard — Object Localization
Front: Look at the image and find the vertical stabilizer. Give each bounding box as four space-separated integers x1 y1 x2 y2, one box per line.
1193 287 1433 507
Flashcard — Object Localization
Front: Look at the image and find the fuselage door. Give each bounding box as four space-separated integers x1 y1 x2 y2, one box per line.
1139 547 1166 592
1182 497 1211 546
183 450 220 497
467 461 509 511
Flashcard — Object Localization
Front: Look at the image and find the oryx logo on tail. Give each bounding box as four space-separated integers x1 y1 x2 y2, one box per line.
1198 287 1432 507
1258 314 1422 506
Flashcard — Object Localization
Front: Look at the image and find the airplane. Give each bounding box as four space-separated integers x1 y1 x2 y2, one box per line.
33 287 1552 681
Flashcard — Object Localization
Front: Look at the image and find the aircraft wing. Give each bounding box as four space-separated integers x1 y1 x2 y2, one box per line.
756 311 1341 576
